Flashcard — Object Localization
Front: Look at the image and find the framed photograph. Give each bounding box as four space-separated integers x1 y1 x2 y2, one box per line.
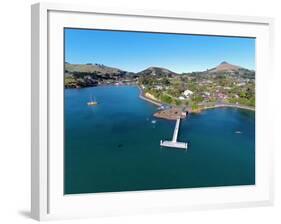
31 2 274 221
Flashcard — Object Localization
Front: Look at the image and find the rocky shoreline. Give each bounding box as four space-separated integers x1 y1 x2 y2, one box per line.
153 108 187 120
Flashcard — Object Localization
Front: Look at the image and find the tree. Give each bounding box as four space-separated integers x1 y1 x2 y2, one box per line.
162 77 170 86
160 94 173 104
174 99 181 106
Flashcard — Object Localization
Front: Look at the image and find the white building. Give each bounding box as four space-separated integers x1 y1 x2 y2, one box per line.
183 89 193 97
237 82 246 86
204 91 210 96
155 85 163 90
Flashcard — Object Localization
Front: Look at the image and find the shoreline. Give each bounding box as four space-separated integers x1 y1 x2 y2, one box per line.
67 84 255 113
199 103 255 112
137 85 162 107
136 86 255 113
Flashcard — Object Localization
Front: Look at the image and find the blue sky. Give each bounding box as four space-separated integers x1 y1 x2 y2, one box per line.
65 28 255 73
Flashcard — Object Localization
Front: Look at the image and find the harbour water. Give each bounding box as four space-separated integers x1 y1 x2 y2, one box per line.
64 85 255 194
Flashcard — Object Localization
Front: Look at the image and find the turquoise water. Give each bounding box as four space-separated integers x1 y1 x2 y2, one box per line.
64 85 255 194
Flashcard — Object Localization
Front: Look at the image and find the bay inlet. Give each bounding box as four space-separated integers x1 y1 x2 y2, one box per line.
64 85 255 194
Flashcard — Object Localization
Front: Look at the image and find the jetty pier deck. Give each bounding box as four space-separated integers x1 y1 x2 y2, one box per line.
172 118 180 142
160 118 188 150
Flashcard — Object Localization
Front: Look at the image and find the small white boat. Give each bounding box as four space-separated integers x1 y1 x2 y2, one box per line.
87 96 98 106
235 131 242 134
151 120 156 124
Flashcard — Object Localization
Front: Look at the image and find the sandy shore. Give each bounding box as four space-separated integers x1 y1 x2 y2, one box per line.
138 86 162 106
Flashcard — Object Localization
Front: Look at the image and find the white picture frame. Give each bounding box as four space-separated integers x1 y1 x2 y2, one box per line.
31 2 274 221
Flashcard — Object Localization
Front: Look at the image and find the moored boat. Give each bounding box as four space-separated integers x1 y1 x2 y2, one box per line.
87 96 98 106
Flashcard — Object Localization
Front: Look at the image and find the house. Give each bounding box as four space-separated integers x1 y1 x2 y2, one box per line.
178 96 185 100
237 82 246 86
155 85 163 90
183 89 193 97
217 92 228 99
223 87 231 90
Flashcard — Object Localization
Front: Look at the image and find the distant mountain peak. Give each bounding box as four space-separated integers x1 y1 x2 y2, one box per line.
138 66 177 76
220 61 229 65
207 61 242 74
